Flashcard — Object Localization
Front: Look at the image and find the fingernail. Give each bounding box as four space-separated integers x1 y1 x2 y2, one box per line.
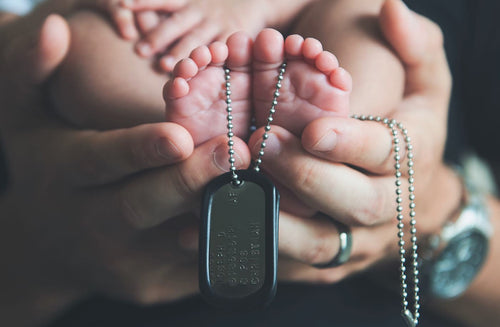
136 42 152 57
256 133 281 157
161 56 177 72
214 144 241 172
312 130 337 152
155 138 182 160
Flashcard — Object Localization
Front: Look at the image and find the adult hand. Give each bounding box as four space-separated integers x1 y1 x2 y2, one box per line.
0 14 251 327
247 0 456 283
124 0 316 71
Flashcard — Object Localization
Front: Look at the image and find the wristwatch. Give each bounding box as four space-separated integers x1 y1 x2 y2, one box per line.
421 183 493 299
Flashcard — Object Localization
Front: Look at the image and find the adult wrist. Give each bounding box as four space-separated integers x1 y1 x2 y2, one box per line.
417 157 496 302
418 164 464 238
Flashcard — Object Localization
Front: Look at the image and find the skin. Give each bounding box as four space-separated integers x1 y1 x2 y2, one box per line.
0 14 250 327
0 1 499 327
124 0 319 71
163 29 352 145
164 35 253 146
45 0 319 130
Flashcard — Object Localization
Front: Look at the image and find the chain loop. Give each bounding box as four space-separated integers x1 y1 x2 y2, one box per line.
352 114 420 327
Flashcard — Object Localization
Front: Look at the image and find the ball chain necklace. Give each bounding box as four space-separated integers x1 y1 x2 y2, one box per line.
198 63 420 326
199 63 286 308
351 114 420 327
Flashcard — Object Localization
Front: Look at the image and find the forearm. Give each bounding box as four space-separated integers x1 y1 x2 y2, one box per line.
417 163 500 326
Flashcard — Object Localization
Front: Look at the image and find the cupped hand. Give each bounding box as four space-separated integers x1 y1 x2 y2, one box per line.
0 14 252 327
246 0 457 283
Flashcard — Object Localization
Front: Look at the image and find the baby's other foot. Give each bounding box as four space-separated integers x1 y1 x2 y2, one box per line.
164 32 253 146
253 29 352 136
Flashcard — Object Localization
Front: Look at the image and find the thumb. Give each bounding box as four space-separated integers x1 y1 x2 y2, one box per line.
0 15 70 129
379 0 451 109
28 14 71 84
5 14 70 86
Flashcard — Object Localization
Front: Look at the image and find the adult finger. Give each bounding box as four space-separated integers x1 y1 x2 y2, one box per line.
277 211 396 283
301 106 445 176
301 116 396 175
77 0 138 39
61 122 194 186
278 211 340 267
175 210 399 283
108 135 251 229
301 0 451 175
135 8 203 57
3 14 70 88
121 0 188 12
249 126 397 226
108 5 138 39
159 21 219 72
380 0 451 110
136 10 160 33
0 15 70 129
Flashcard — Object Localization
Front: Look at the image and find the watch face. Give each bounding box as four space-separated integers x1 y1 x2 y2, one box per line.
430 230 489 299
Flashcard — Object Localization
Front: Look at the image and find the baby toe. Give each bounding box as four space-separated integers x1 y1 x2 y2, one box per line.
302 37 323 62
329 67 352 92
173 58 198 80
315 51 340 74
284 34 305 58
227 32 252 70
190 46 212 69
253 28 285 67
164 77 190 100
208 41 229 65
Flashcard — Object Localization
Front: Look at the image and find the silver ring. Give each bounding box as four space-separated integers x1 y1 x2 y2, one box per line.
313 215 353 269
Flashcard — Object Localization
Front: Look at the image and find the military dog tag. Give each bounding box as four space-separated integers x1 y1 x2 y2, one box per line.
199 169 279 308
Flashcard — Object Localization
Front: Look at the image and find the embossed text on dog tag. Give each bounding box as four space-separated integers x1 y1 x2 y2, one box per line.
199 170 279 308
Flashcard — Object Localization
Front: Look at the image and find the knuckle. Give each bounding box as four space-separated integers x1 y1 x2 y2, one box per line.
116 191 149 229
351 186 388 226
133 147 158 170
302 231 335 266
428 21 445 48
291 160 318 195
129 141 148 169
172 165 201 201
129 133 162 169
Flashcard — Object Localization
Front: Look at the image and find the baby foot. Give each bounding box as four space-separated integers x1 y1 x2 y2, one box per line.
253 29 352 136
164 32 253 146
